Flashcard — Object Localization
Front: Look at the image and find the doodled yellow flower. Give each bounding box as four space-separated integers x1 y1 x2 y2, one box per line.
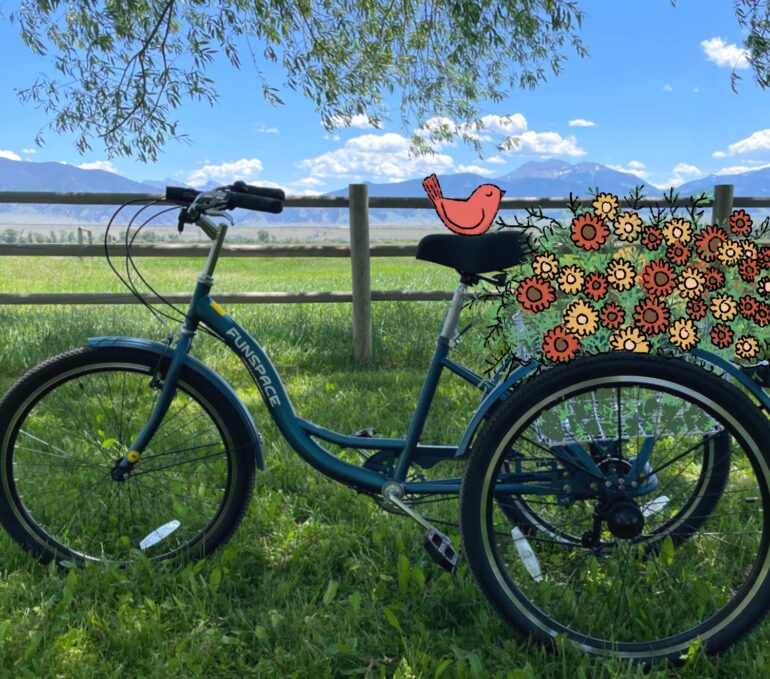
606 258 637 291
613 211 643 241
610 327 650 353
563 299 599 337
710 294 738 321
676 266 705 299
717 240 742 266
735 335 760 360
592 193 619 221
662 218 693 245
557 265 585 294
668 319 699 351
738 239 758 260
532 253 560 279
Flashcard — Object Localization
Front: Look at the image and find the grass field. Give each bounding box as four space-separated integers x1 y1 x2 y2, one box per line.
1 253 770 678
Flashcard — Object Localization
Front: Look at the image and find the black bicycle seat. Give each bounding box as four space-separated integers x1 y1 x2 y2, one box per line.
415 230 528 275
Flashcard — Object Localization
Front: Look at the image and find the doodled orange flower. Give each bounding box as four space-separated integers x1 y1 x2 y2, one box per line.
570 213 610 251
557 265 586 294
693 225 728 262
710 324 734 349
704 267 726 291
754 303 770 327
610 326 650 353
641 260 677 298
542 326 581 363
710 294 738 321
668 318 698 351
592 193 619 221
758 246 770 269
729 209 753 237
676 266 705 299
532 253 560 280
641 226 664 250
515 276 556 313
735 335 760 360
686 297 708 320
584 271 609 300
613 211 643 241
666 242 690 266
632 298 671 335
662 218 693 245
738 257 759 283
563 299 599 337
600 302 625 329
606 258 636 291
758 276 770 299
738 295 760 320
717 240 742 266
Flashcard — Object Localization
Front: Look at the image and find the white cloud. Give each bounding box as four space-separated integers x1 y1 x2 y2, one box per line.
506 130 585 156
693 87 700 94
255 123 279 134
478 114 528 136
298 132 454 183
712 151 727 158
485 155 506 164
22 147 36 154
607 161 649 179
663 162 702 187
78 160 118 173
724 129 770 156
701 37 749 69
456 164 497 176
187 158 264 187
663 84 673 92
569 119 596 127
328 114 379 129
294 176 325 187
715 163 770 175
0 150 21 161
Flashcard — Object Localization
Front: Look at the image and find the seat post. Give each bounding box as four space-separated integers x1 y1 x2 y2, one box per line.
441 280 468 339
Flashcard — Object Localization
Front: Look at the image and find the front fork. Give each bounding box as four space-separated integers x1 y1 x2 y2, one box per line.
111 327 197 480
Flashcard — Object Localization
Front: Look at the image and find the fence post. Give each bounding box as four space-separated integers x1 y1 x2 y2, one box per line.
348 184 372 364
712 184 734 226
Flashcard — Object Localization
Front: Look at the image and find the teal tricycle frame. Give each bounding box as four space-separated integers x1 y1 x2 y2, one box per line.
102 210 770 505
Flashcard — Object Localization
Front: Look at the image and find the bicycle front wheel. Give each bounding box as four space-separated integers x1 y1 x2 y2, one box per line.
460 354 770 663
0 345 256 564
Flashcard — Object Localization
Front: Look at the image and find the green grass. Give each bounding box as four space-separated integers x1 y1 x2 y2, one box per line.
1 255 770 677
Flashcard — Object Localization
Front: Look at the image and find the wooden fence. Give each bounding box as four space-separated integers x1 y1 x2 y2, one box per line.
1 183 768 362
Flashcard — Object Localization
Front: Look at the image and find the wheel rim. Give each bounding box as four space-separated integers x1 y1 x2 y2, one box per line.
479 374 770 657
3 362 237 563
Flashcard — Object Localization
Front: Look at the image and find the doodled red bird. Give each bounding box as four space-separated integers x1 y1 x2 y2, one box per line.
422 173 505 236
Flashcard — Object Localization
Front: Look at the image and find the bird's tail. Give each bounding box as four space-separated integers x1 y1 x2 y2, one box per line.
422 174 443 207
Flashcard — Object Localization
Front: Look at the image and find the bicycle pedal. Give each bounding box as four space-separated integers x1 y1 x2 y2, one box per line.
424 527 458 573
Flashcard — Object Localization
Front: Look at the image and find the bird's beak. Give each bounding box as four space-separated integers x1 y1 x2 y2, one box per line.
501 190 506 196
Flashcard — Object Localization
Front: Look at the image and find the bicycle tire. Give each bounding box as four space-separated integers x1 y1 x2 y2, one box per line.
459 353 770 663
0 345 256 564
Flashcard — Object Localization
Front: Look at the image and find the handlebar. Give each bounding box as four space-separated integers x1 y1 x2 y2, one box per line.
165 183 285 214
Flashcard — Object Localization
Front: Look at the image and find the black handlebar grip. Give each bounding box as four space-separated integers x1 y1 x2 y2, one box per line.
165 186 200 205
231 181 286 201
226 191 284 214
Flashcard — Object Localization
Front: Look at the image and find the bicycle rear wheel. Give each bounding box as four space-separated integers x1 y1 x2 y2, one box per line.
460 354 770 663
0 345 256 564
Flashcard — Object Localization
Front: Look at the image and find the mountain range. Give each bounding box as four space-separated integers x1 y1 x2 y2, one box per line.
0 157 768 226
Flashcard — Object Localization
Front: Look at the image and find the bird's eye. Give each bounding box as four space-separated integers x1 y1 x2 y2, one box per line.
485 191 493 197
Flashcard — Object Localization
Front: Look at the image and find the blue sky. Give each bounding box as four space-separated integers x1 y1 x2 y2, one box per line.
0 0 768 194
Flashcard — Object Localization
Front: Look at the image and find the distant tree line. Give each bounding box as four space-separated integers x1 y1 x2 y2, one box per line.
1 228 274 244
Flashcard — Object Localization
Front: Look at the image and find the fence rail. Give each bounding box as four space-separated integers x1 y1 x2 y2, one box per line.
2 183 769 362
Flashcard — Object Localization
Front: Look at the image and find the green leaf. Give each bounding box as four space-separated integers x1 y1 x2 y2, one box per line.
661 536 675 565
383 606 402 634
322 579 338 606
209 566 222 592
